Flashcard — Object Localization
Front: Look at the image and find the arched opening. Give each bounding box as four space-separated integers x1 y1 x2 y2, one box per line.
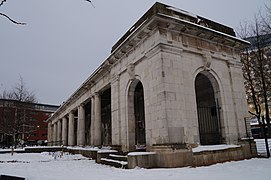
134 82 146 146
195 72 222 145
84 101 91 145
100 88 112 146
127 80 146 150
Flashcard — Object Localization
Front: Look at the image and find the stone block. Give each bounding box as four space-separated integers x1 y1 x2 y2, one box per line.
127 152 157 169
156 149 193 168
168 127 184 143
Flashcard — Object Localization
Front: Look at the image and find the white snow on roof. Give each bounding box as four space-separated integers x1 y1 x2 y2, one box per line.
167 6 197 18
157 13 250 45
192 144 240 153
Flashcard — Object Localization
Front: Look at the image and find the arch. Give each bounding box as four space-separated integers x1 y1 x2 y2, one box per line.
127 79 146 151
195 71 223 145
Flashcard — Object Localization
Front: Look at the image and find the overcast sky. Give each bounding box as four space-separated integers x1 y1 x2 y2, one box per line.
0 0 269 105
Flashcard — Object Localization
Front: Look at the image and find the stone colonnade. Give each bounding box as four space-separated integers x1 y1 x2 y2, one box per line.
46 2 250 153
48 94 101 146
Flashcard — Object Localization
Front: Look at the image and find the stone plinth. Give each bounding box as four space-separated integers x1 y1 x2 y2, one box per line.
127 152 157 169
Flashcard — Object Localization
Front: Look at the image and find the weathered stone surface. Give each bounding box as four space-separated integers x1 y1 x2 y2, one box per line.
128 152 157 169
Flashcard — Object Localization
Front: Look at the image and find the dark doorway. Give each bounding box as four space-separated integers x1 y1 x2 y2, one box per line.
195 72 222 145
134 82 146 146
101 88 112 145
74 110 78 145
84 101 91 145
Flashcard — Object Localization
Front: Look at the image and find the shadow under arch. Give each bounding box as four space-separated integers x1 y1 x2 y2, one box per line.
194 70 223 145
127 79 146 151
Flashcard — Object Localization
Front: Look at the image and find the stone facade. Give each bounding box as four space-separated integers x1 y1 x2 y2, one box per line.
47 2 255 167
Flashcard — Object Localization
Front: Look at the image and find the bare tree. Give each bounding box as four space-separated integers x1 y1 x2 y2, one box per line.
0 76 37 154
261 1 271 33
0 76 37 103
239 6 271 136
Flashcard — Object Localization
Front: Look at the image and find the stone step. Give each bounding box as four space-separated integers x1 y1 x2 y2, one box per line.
108 154 127 162
100 158 128 169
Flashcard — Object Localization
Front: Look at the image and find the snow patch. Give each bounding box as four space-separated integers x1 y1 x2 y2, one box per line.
128 152 156 156
100 158 128 165
166 6 197 18
67 146 100 151
98 150 117 154
109 154 127 158
192 144 240 153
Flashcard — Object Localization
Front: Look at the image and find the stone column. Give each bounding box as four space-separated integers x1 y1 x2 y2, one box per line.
47 121 52 146
77 105 86 146
90 96 95 145
94 93 102 146
53 123 57 145
62 117 68 146
57 120 62 145
111 75 121 146
68 112 75 146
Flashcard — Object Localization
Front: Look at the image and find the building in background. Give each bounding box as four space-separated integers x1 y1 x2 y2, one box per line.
242 34 271 138
0 99 59 147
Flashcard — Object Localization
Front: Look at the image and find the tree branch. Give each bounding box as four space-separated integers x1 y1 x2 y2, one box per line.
85 0 95 8
0 12 26 25
0 0 7 7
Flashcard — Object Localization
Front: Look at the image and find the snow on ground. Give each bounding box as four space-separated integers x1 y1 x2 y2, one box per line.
0 152 271 180
192 144 240 153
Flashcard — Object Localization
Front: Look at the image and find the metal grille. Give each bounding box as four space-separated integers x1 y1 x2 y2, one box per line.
197 103 222 145
134 83 146 146
101 104 112 145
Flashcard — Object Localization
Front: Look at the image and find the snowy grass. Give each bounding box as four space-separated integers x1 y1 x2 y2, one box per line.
0 152 271 180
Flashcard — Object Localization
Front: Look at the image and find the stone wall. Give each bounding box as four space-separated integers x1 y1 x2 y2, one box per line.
128 141 257 168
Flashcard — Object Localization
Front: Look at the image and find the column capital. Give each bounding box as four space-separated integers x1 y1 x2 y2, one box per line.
111 74 120 83
77 104 84 110
69 111 75 115
95 91 101 96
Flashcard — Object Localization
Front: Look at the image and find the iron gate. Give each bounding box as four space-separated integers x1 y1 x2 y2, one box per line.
101 104 112 145
197 103 222 145
134 83 146 146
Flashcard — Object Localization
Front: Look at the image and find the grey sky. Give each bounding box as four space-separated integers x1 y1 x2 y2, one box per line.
0 0 269 105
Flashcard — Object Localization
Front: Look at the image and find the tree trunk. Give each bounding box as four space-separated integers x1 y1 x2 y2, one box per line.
11 133 15 156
